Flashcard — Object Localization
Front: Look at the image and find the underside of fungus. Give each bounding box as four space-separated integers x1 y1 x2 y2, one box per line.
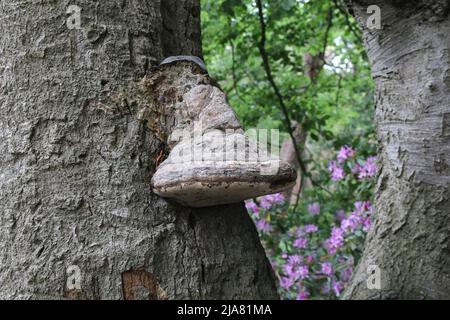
141 56 297 207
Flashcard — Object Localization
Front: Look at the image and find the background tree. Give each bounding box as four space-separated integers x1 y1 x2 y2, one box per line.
344 0 450 299
0 0 277 299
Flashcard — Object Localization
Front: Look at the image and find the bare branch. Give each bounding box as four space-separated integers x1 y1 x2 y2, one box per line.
255 0 332 196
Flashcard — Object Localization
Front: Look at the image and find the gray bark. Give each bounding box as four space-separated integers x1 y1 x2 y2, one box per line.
344 0 450 299
0 0 278 299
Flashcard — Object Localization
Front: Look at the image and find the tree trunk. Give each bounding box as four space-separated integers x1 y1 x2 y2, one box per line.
344 0 450 299
0 0 278 299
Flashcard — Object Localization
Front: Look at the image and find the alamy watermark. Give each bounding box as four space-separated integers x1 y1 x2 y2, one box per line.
66 5 81 30
366 264 381 290
366 5 381 30
66 265 82 291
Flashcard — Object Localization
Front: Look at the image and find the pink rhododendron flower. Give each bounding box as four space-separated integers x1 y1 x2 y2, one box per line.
321 262 333 276
259 193 286 209
256 219 272 233
362 217 371 232
288 255 303 265
354 201 371 213
358 156 378 179
304 224 319 233
337 145 356 163
341 212 362 233
283 256 309 281
298 265 309 279
328 161 345 181
332 281 344 297
293 237 308 249
326 226 345 254
280 276 294 290
340 266 353 283
308 202 321 215
259 197 273 209
296 290 310 300
268 193 286 203
245 200 259 215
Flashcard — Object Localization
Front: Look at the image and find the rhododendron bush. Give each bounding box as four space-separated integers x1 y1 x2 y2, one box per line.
246 145 377 300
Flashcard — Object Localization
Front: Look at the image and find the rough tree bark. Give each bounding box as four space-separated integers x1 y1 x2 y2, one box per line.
0 1 278 299
344 0 450 299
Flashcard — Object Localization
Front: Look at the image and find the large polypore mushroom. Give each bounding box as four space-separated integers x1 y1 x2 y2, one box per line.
141 56 297 207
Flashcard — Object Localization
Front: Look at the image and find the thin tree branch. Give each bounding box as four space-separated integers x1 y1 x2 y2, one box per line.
332 0 363 44
322 7 334 55
255 0 306 173
255 0 331 197
335 74 343 108
317 7 334 79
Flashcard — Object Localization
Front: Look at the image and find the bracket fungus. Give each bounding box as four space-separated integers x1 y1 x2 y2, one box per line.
143 56 297 207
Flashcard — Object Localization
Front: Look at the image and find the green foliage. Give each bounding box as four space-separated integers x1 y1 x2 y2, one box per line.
202 0 377 299
202 0 374 140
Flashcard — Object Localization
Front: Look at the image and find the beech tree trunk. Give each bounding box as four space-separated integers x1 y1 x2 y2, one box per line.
0 1 278 299
345 0 450 299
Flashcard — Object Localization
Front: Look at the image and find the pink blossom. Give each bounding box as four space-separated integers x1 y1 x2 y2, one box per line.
245 200 259 215
326 226 345 254
304 224 319 233
328 161 345 181
362 217 371 232
340 267 353 283
354 201 371 213
288 255 303 265
259 197 272 209
298 265 309 279
332 281 344 297
358 156 378 179
268 193 286 204
321 262 334 276
308 203 321 216
337 145 356 163
341 212 362 233
283 256 308 281
280 276 294 290
259 193 286 209
293 237 308 249
296 290 310 300
256 219 272 233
